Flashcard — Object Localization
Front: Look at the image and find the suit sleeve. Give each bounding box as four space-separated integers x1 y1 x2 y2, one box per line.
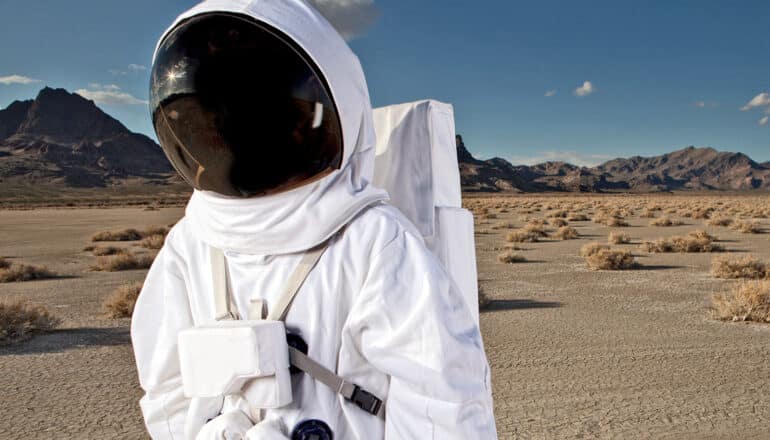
352 230 498 439
131 241 194 439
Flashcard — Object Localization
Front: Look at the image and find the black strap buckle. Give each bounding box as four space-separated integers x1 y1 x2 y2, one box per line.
349 385 383 416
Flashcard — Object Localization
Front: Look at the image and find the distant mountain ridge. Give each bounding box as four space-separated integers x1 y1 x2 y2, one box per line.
1 87 767 195
457 135 770 192
0 87 174 189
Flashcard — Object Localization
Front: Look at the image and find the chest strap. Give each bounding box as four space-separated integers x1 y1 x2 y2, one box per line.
209 238 385 418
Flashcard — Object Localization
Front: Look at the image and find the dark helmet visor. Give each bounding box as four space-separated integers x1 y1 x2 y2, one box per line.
150 12 343 197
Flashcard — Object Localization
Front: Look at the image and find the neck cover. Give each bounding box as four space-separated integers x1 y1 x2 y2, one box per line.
157 0 389 254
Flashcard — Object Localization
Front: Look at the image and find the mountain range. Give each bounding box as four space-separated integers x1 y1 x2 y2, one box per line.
0 87 175 191
1 87 768 197
456 135 770 192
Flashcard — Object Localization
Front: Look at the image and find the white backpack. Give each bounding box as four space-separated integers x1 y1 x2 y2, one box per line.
372 100 480 323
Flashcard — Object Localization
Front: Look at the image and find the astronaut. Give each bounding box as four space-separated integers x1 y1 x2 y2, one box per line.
131 0 497 438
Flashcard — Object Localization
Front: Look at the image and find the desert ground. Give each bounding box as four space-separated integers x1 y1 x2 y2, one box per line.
1 194 769 439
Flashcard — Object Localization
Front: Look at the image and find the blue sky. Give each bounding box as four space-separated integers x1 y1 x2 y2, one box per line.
1 0 768 165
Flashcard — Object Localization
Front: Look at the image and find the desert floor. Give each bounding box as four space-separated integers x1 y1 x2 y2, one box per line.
1 195 769 439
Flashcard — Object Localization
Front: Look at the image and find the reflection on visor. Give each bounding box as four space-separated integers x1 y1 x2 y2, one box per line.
150 12 343 198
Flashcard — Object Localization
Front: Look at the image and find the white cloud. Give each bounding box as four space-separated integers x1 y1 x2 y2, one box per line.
741 92 770 111
75 83 147 105
110 64 148 75
760 116 769 126
509 151 613 167
693 100 717 109
545 89 557 97
307 0 380 40
0 74 42 85
573 81 595 97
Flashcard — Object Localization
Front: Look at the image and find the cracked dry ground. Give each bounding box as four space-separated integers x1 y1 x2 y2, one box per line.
1 199 770 439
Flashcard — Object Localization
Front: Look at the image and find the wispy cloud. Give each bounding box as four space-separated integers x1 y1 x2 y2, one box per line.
573 81 595 97
75 83 147 105
110 64 148 75
307 0 380 40
545 89 557 97
509 151 613 167
693 100 718 108
760 115 769 126
740 92 770 111
0 74 42 85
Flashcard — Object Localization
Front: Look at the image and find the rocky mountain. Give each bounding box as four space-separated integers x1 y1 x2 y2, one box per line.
457 135 770 192
0 87 174 189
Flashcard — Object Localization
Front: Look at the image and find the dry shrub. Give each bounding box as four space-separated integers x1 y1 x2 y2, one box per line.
91 252 155 272
0 302 60 344
609 232 631 244
88 246 127 256
523 223 548 237
547 210 568 218
707 216 733 227
641 235 723 253
580 242 610 257
711 281 770 323
491 221 516 230
554 226 579 240
568 213 589 221
91 225 170 242
549 218 568 227
140 234 166 250
91 228 143 242
688 230 717 241
732 220 762 234
585 248 637 270
639 208 656 218
0 257 9 269
481 213 497 220
0 264 56 283
606 217 629 227
103 282 143 318
711 255 767 279
497 251 526 264
650 216 684 227
142 226 170 237
506 229 540 243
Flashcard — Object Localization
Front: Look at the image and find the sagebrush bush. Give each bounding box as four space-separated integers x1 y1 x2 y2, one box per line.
506 229 540 243
608 232 631 244
139 234 166 250
580 242 610 257
567 214 587 222
497 251 526 264
711 255 767 279
650 216 684 227
523 223 548 237
707 216 733 227
91 225 170 242
0 257 9 269
91 228 143 242
0 264 56 283
585 248 637 270
641 236 723 253
549 218 568 227
86 246 127 256
91 253 155 272
711 281 770 323
731 220 762 234
103 282 143 318
0 302 60 344
554 226 579 240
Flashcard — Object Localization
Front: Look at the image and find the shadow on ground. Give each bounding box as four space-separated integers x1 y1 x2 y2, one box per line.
482 299 562 312
0 326 130 355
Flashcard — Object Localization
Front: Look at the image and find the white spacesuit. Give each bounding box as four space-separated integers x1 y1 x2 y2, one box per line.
131 1 497 439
